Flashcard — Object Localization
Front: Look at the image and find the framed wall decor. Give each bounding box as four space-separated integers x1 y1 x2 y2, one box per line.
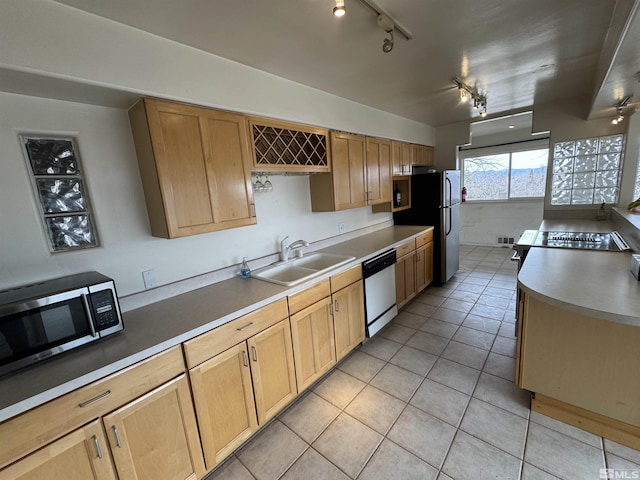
20 134 100 252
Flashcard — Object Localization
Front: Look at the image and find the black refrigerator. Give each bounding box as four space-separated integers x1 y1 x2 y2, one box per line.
394 167 460 285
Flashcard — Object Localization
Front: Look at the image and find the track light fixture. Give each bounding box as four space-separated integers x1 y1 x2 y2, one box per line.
611 95 632 125
382 29 394 53
333 0 346 17
453 78 488 117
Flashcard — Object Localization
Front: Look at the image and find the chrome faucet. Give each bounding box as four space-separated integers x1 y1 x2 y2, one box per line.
280 236 310 262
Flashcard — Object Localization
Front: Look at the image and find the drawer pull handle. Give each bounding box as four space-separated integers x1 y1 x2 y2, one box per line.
242 350 249 367
236 322 254 331
92 435 103 459
252 346 258 362
112 425 122 448
78 390 112 408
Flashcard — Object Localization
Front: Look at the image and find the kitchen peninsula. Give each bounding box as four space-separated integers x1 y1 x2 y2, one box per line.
516 215 640 450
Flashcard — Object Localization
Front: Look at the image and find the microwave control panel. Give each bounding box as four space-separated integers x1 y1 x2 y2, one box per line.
90 289 119 331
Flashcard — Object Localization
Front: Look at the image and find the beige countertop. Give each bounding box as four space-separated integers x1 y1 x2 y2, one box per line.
518 218 640 327
0 225 431 423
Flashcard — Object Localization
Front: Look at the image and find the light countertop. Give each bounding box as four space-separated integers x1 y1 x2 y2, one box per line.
518 218 640 326
0 225 431 423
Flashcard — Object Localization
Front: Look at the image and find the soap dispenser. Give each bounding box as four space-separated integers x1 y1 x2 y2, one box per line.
240 257 252 279
596 202 607 220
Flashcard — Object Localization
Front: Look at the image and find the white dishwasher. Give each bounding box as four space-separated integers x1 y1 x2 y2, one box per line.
362 249 398 337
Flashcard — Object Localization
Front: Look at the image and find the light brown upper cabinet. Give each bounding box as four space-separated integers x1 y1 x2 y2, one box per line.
411 144 435 167
129 98 256 238
310 131 367 211
392 141 412 175
248 116 330 172
366 137 393 205
310 132 393 211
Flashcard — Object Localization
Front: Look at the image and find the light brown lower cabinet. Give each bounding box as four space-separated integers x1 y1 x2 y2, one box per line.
188 319 297 470
396 251 417 309
332 279 365 361
289 296 336 391
415 242 434 292
0 420 116 480
102 375 203 480
0 374 205 480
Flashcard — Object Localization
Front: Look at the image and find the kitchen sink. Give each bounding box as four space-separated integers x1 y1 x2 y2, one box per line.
253 253 355 286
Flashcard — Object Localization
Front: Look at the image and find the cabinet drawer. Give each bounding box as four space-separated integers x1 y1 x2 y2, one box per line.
330 265 362 292
395 239 416 258
287 279 331 315
183 298 289 369
416 229 434 247
0 346 185 469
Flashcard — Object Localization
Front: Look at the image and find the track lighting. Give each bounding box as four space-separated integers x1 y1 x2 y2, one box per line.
453 78 488 117
611 108 624 125
611 95 632 125
382 30 394 53
333 0 346 17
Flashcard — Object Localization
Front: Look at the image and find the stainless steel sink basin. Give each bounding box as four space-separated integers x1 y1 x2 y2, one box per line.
253 253 356 286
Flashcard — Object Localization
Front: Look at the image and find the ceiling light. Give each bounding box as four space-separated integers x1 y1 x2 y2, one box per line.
333 0 346 17
382 30 394 53
452 78 488 118
611 95 632 124
508 125 515 129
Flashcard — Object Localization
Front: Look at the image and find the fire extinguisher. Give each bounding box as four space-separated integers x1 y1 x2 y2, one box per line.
461 186 467 202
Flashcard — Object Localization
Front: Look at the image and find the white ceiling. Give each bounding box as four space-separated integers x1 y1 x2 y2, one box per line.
51 0 640 127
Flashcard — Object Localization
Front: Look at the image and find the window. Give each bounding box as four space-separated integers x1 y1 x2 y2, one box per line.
550 134 624 205
461 147 548 201
20 135 99 252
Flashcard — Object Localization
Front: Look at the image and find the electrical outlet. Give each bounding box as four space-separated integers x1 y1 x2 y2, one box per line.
142 269 157 289
338 222 346 234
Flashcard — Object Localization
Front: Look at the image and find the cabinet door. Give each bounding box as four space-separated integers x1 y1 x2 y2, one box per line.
424 146 434 166
396 253 416 309
248 320 298 424
102 375 205 480
200 109 256 228
135 99 255 238
290 296 336 391
366 138 392 205
331 132 367 210
416 242 434 293
0 421 116 480
333 280 365 361
411 144 425 166
189 343 258 470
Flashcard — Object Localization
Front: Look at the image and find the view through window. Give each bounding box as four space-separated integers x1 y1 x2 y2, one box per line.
461 147 548 201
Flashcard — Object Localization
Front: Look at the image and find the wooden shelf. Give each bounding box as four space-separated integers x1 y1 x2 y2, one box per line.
371 175 411 213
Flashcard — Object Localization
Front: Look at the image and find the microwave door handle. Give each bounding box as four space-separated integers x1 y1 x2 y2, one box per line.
81 294 98 337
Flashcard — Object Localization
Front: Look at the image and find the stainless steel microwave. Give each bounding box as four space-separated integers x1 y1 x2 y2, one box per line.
0 271 123 377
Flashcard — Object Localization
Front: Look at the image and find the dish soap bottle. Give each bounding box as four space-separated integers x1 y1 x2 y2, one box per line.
240 257 252 279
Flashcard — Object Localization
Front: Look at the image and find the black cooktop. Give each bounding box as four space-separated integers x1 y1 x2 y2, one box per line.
533 231 629 251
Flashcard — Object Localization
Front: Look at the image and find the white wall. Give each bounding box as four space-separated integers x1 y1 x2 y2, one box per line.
0 0 440 297
460 201 544 245
0 93 393 296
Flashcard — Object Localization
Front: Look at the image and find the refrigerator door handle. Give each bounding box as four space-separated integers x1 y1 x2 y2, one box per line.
445 207 452 236
445 176 452 207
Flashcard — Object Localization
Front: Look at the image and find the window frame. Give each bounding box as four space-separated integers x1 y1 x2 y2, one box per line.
459 139 550 203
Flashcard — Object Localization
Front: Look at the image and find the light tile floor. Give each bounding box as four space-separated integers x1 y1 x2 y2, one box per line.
205 246 640 480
